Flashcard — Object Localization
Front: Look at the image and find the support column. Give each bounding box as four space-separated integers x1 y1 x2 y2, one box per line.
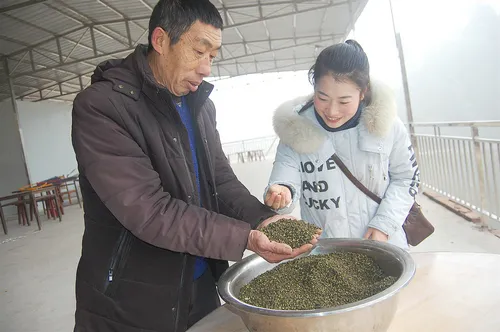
348 0 356 39
3 57 31 185
389 0 418 150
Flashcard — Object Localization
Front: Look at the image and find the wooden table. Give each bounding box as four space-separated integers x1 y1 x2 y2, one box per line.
188 252 500 332
27 185 62 229
13 185 62 230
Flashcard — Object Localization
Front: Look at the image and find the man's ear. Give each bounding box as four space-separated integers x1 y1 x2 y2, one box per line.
150 27 170 55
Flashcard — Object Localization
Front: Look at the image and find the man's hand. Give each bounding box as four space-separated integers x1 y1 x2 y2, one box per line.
264 184 292 210
247 214 322 263
363 228 389 242
247 230 317 263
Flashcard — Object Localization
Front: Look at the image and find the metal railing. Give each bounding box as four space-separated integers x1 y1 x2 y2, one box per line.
221 122 500 225
412 121 500 224
222 135 279 163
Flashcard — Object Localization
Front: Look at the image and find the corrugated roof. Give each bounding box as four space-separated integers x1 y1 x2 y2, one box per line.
0 0 367 102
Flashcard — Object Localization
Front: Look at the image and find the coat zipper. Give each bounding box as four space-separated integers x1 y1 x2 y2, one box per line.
104 229 130 295
173 134 195 331
197 123 218 210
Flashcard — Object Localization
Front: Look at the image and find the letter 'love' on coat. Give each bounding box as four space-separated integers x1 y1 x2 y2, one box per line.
266 80 420 249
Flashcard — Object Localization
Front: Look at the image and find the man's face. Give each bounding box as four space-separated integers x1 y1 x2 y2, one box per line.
150 20 222 96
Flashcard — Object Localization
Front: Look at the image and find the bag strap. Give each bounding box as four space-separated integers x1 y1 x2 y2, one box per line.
331 154 383 205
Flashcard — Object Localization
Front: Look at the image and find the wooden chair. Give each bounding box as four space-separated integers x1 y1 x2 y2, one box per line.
28 188 62 231
0 205 7 235
0 195 30 235
58 177 82 208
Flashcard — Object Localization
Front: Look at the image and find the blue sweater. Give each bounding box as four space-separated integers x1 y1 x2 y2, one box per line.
174 96 207 280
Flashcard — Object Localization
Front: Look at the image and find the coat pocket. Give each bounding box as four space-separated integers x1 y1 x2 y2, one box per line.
103 229 133 298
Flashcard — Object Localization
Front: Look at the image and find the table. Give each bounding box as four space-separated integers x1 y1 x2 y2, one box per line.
188 252 500 332
27 185 62 229
12 185 61 230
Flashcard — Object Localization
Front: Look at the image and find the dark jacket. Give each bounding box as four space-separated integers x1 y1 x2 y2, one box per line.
71 46 275 332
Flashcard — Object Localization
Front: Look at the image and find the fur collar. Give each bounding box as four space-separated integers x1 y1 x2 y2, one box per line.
273 80 397 154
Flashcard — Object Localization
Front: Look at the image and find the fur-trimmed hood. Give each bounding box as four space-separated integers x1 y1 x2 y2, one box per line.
273 80 397 154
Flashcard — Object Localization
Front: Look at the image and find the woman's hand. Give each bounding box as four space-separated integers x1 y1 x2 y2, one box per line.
363 228 389 242
264 184 292 210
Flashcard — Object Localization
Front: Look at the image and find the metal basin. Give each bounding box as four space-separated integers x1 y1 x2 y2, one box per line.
218 239 416 332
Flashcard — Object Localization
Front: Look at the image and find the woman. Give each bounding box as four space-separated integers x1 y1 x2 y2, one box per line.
264 40 419 249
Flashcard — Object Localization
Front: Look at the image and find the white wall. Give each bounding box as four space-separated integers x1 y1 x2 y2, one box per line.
397 0 500 123
0 99 29 197
16 100 77 183
352 0 500 125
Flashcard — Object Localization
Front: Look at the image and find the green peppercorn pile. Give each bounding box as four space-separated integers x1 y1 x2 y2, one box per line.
260 218 321 249
238 252 397 310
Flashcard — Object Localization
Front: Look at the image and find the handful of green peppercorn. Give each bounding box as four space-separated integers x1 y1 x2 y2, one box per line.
260 218 322 249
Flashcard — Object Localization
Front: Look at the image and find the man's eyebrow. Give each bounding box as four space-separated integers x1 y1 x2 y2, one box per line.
339 96 352 99
199 37 221 50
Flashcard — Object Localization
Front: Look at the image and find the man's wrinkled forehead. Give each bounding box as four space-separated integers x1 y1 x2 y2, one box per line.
184 21 222 48
196 37 222 50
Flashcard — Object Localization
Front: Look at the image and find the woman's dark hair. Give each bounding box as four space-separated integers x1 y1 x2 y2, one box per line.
148 0 223 51
308 40 371 104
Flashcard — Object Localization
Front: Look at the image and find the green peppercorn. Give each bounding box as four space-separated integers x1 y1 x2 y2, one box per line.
239 252 397 310
261 218 321 249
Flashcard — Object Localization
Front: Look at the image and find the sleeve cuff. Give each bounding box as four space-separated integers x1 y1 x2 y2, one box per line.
263 181 300 214
368 215 401 238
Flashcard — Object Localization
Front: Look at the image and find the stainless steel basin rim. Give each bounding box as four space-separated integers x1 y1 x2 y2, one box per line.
218 239 416 318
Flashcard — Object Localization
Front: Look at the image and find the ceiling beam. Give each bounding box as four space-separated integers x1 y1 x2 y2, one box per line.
6 16 150 58
0 34 95 70
217 58 314 77
16 71 94 99
257 0 274 63
217 33 343 64
15 29 147 99
97 0 127 19
13 79 80 91
51 0 130 47
34 90 80 102
10 46 134 78
7 30 343 78
2 12 97 54
5 1 342 58
137 0 153 11
216 55 316 66
220 0 310 11
0 35 93 77
218 0 252 61
45 2 127 48
224 1 346 30
0 0 48 14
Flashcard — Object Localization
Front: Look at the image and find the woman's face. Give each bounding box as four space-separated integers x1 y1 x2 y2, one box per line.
313 74 364 129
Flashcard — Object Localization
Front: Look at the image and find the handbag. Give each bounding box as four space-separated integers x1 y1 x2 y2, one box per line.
331 154 434 246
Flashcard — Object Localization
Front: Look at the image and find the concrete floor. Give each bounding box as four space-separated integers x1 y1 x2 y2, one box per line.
1 160 500 332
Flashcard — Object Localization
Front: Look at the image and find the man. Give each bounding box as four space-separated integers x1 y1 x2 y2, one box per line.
71 1 317 331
